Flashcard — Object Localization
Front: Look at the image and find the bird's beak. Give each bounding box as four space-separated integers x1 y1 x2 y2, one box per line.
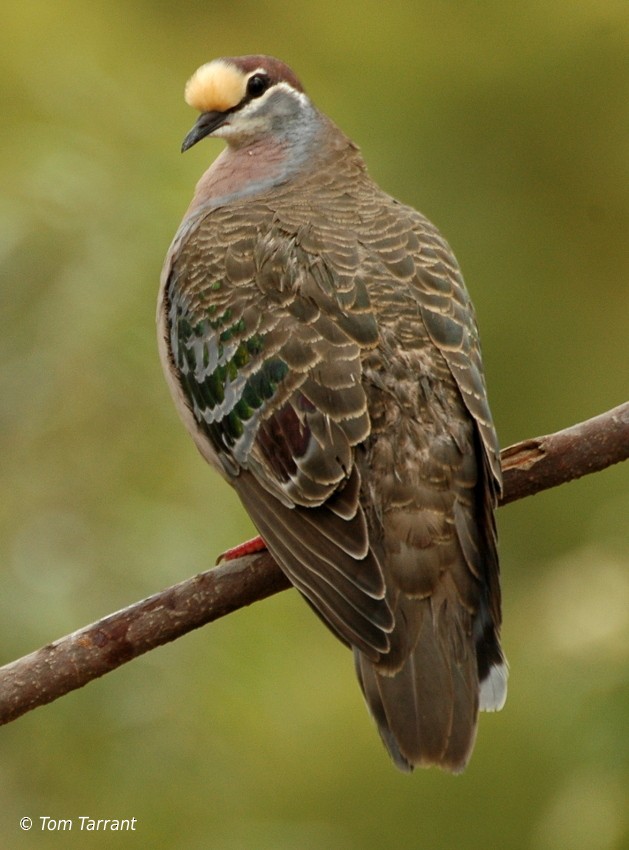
181 111 228 152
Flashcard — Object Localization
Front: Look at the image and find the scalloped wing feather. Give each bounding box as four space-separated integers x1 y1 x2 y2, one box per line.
160 145 506 771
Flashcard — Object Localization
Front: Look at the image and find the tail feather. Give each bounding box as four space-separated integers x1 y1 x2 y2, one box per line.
354 596 503 773
479 659 508 712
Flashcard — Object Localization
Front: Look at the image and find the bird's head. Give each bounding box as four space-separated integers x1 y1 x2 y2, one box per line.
181 55 309 152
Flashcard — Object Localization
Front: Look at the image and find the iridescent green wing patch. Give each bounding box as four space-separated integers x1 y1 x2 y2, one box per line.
168 282 289 464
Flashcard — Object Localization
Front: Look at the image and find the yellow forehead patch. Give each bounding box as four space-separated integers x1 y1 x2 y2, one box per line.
184 60 248 113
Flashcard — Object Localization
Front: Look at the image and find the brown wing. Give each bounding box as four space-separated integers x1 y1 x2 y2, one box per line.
163 164 505 772
162 201 395 660
344 198 506 771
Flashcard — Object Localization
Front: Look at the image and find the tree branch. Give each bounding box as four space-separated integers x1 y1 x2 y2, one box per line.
499 402 629 505
1 402 627 726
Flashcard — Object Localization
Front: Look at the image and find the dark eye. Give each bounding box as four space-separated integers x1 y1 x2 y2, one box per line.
247 73 270 98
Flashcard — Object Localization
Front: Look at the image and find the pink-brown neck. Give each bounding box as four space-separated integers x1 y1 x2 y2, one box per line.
185 137 294 215
181 102 351 218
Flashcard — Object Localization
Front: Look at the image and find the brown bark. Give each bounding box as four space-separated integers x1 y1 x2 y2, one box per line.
1 402 627 726
499 402 629 504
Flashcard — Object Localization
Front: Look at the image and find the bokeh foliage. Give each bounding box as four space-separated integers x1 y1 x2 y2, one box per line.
1 1 628 848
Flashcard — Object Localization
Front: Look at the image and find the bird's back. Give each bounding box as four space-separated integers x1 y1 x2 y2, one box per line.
160 91 506 772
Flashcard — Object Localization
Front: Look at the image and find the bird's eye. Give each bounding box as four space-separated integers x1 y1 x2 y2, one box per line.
247 74 270 98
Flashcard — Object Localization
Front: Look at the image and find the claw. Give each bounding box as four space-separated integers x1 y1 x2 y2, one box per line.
217 535 267 563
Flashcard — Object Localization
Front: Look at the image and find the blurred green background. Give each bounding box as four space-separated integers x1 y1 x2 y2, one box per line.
1 1 628 848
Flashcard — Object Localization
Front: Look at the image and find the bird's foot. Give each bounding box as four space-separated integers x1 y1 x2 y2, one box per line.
217 535 267 563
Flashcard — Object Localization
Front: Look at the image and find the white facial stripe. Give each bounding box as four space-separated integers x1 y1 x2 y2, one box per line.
210 82 311 143
229 80 306 119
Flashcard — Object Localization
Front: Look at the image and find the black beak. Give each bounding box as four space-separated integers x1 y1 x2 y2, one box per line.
181 111 228 152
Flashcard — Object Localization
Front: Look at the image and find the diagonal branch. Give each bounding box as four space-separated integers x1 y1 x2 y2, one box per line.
499 402 629 504
1 402 627 726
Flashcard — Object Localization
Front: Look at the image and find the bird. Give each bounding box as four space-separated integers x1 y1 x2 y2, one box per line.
158 54 507 773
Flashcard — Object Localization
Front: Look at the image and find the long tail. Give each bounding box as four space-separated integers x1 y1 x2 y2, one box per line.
354 597 507 773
